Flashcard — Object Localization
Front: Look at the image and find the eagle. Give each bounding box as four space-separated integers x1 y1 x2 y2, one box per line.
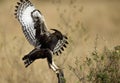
15 0 68 73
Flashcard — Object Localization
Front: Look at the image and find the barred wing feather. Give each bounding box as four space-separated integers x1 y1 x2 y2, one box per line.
15 0 47 47
15 0 69 56
53 36 68 55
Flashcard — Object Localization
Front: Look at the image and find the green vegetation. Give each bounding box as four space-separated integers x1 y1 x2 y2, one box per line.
69 44 120 83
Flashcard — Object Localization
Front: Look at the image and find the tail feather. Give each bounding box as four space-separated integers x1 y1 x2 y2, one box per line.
22 54 34 68
22 48 48 68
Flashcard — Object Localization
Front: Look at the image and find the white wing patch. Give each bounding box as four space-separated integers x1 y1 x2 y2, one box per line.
15 0 68 54
15 0 38 46
21 6 36 46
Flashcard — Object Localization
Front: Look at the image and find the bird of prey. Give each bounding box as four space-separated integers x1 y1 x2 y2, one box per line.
15 0 68 73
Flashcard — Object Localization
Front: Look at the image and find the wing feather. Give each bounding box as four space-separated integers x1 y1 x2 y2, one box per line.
53 36 68 55
15 0 48 47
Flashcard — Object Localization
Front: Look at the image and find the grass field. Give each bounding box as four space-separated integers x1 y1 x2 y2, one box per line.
0 0 120 83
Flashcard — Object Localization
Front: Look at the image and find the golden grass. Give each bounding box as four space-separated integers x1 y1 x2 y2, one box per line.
0 0 120 83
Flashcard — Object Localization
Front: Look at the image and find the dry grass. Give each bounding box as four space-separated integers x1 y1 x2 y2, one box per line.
0 0 120 83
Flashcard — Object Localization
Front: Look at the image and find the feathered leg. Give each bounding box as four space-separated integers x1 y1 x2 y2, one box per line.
47 60 59 73
45 50 59 73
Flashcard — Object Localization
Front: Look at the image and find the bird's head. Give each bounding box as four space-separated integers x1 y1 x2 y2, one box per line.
51 29 63 39
31 10 44 23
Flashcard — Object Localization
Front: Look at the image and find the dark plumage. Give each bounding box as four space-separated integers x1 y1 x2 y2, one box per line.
15 0 68 73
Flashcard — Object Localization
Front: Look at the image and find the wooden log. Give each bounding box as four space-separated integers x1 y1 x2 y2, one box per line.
56 69 66 83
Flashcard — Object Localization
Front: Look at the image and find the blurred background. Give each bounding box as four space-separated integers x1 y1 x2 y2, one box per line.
0 0 120 83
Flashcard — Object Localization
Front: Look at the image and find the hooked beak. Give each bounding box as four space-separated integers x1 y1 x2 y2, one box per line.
50 29 60 32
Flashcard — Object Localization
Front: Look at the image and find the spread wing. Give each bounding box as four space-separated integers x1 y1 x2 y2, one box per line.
53 35 68 55
48 29 68 55
15 0 48 47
